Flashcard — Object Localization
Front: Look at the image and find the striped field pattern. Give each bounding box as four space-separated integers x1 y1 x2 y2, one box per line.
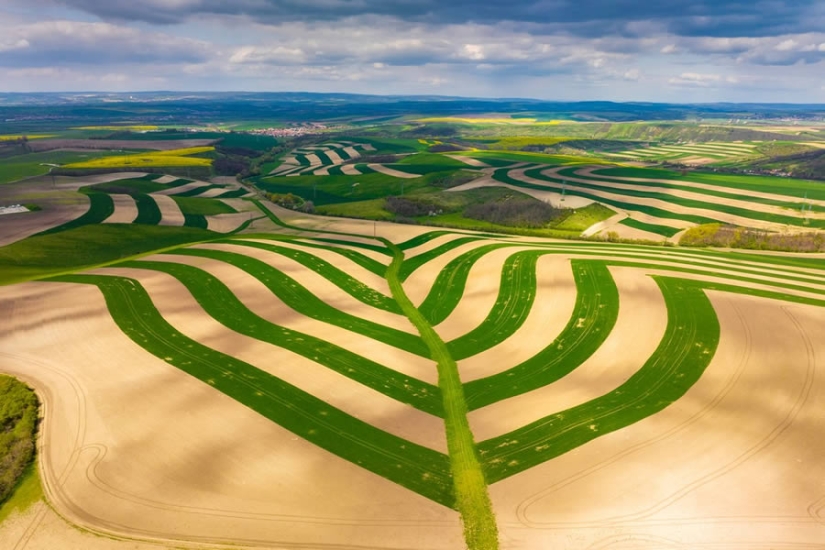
606 141 759 162
41 202 825 549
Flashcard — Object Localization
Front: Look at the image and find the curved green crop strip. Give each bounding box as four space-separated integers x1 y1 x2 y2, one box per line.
213 239 401 314
133 193 162 225
157 249 428 356
38 192 114 235
250 199 392 255
619 217 682 238
113 259 442 415
183 213 208 229
237 234 388 276
553 165 817 212
397 231 456 250
47 273 454 506
214 188 250 199
447 252 540 361
601 260 825 299
464 260 619 410
533 167 824 229
174 185 225 198
479 276 720 483
397 230 507 251
494 168 718 226
418 244 514 326
399 237 482 281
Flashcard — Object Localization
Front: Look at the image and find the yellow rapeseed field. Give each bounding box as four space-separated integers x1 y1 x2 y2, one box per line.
63 147 214 168
74 125 160 131
0 134 57 141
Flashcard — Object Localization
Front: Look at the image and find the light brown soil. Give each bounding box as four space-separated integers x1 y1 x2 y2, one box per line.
150 195 185 226
0 282 461 549
489 292 825 548
102 194 138 224
367 164 420 179
457 255 578 382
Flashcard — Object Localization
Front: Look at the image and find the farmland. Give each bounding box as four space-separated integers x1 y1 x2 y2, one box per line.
63 147 216 169
0 93 824 550
1 183 824 549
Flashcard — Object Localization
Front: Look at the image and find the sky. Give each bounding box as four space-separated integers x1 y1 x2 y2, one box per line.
1 0 824 102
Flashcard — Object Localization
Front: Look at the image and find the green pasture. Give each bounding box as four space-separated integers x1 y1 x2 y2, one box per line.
0 150 125 185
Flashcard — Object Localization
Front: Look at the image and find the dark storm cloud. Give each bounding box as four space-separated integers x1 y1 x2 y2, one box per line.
0 21 211 67
47 0 822 38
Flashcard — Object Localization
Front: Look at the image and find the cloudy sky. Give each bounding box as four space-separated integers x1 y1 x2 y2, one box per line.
1 0 824 102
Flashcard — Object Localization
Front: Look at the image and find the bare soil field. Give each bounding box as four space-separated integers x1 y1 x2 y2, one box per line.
0 282 462 549
490 293 825 549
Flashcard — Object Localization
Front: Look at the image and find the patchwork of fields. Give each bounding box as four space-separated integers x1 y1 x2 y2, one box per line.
1 203 823 549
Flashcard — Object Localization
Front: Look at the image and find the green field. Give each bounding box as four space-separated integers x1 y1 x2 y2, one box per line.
0 150 126 184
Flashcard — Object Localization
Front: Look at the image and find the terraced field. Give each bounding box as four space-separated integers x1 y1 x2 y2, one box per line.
1 203 823 550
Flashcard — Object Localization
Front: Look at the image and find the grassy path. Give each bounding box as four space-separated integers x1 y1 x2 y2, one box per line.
384 240 500 550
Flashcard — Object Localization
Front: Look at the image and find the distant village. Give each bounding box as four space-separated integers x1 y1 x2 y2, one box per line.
250 123 346 138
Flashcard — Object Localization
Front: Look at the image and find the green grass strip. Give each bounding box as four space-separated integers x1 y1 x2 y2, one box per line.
48 273 454 505
183 213 208 229
161 247 422 350
479 276 720 483
38 192 114 235
133 193 162 225
215 239 402 313
108 260 442 416
173 185 226 198
601 259 824 299
215 188 249 199
249 200 392 256
536 167 825 229
130 252 430 359
399 237 482 281
619 217 682 237
447 252 540 361
172 196 237 216
464 260 619 410
397 231 456 250
236 234 388 276
495 168 718 226
383 240 500 550
315 151 333 165
419 244 512 326
553 166 816 211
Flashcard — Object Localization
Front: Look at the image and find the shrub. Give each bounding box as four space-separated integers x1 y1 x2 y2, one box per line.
464 198 562 228
0 376 38 506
